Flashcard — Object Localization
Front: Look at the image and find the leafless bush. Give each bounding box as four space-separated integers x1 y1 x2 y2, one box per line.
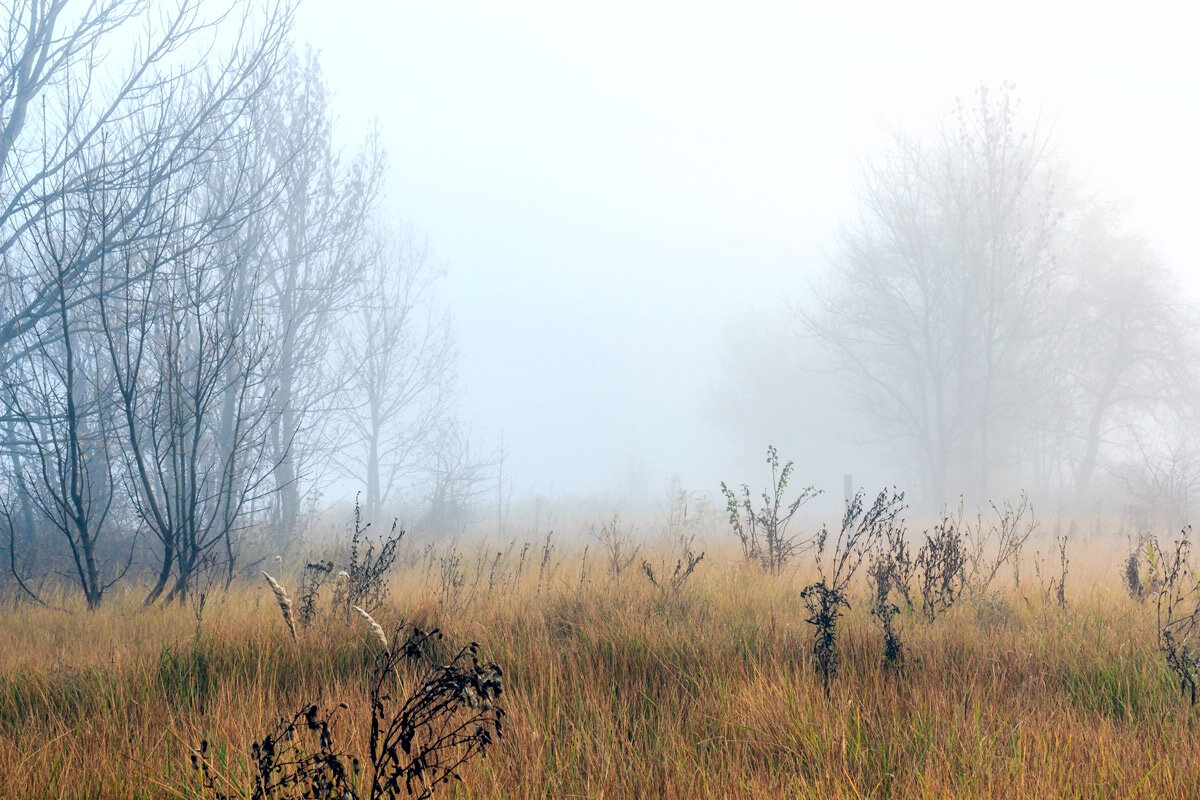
964 493 1037 596
1117 438 1200 527
193 621 504 799
590 512 640 577
720 445 821 573
915 513 967 621
641 534 705 596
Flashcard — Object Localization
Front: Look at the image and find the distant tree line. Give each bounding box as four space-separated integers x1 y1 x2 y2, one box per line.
0 1 485 606
803 84 1200 516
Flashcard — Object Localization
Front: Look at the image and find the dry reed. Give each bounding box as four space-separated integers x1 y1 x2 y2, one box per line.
354 604 389 650
262 570 298 644
0 530 1196 799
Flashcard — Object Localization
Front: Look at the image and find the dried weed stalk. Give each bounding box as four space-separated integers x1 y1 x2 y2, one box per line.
867 549 905 669
335 496 404 616
915 512 967 621
194 622 504 799
1154 528 1200 704
641 535 705 596
802 488 905 695
192 703 355 800
721 445 821 574
298 561 334 629
1034 531 1070 610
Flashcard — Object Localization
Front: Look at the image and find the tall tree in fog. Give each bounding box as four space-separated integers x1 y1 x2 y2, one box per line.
421 419 494 534
1046 208 1200 504
0 0 291 361
0 0 292 603
254 50 383 540
97 166 281 606
805 85 1061 500
91 49 291 604
101 236 278 604
336 227 457 525
2 198 127 608
804 85 1200 507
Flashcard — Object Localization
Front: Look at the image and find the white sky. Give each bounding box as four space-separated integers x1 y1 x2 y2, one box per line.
293 0 1200 501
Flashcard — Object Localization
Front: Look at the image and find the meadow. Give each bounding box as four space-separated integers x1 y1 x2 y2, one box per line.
2 506 1200 799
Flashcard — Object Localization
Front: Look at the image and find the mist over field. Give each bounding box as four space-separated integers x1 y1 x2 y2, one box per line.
5 3 1200 798
289 1 1200 517
0 0 1194 589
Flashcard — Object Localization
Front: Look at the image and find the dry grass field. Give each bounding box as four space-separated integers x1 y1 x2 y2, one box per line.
2 520 1200 799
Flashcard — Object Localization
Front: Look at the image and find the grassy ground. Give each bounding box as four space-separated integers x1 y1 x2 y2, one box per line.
1 532 1199 799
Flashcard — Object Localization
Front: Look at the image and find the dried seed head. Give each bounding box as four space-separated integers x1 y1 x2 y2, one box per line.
353 605 388 650
262 571 298 644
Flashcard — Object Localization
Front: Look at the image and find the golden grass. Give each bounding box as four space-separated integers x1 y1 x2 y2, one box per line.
1 535 1199 799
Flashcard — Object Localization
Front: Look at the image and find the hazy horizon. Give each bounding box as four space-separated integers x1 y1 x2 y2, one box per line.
291 1 1199 506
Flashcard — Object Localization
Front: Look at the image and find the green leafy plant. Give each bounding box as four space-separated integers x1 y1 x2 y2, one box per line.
720 445 820 573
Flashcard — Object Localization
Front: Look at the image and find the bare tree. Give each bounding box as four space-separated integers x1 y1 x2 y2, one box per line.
253 49 384 541
801 83 1198 506
336 226 457 524
421 421 495 535
1040 207 1200 498
0 0 293 361
2 200 130 608
806 84 1063 501
0 1 294 592
99 210 279 603
92 79 290 604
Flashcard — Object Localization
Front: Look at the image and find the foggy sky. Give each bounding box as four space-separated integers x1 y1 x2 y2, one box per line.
293 1 1200 503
